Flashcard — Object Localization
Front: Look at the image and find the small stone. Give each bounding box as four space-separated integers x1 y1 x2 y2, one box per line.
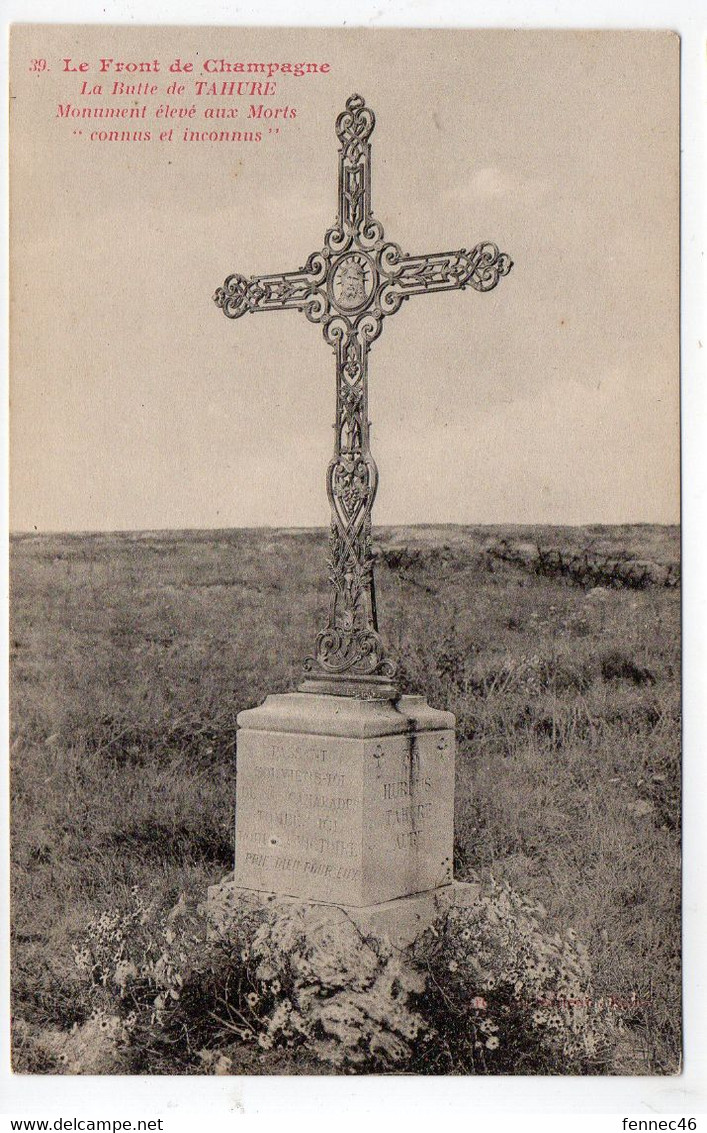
627 800 654 818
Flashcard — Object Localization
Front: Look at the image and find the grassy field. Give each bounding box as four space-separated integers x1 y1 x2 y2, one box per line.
10 524 681 1073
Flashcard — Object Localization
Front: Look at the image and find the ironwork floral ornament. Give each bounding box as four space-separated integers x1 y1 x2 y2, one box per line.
214 93 512 697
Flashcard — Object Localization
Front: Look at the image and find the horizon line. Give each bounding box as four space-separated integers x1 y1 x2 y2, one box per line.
9 519 681 538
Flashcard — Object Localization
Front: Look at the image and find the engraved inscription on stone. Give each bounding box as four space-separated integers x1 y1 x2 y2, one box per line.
234 730 365 902
362 730 454 902
234 699 455 906
377 761 436 851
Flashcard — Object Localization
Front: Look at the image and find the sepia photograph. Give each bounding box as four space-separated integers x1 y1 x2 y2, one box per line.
9 23 681 1086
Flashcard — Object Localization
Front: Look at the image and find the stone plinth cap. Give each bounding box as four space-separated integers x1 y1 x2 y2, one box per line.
236 692 455 737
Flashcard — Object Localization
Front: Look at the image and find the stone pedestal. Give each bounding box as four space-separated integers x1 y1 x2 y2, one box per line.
231 692 455 908
206 876 481 952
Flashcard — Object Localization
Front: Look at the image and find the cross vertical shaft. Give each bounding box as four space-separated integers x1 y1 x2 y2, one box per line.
214 93 512 699
308 318 395 697
303 94 394 696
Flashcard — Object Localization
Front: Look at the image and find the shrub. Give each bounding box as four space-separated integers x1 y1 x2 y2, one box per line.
26 881 618 1075
409 881 616 1074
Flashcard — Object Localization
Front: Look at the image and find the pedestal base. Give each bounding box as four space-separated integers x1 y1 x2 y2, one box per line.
233 692 455 906
205 875 481 952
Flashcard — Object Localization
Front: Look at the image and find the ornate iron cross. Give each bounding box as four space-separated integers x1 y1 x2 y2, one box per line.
214 94 512 700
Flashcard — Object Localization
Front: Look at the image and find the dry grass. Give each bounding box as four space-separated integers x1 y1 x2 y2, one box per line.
10 524 681 1073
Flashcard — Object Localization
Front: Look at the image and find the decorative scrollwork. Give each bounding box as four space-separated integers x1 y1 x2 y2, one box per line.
324 223 350 257
335 93 375 153
213 93 513 695
333 93 377 246
213 273 250 319
213 256 330 322
378 242 513 305
464 241 513 292
357 218 385 250
306 626 390 677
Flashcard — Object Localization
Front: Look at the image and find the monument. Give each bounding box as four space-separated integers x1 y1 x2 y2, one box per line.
210 94 512 942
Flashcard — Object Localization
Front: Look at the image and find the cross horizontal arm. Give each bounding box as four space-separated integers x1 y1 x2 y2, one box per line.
213 251 328 323
382 241 512 302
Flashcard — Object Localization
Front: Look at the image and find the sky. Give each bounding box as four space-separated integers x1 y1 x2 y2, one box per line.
10 27 680 531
